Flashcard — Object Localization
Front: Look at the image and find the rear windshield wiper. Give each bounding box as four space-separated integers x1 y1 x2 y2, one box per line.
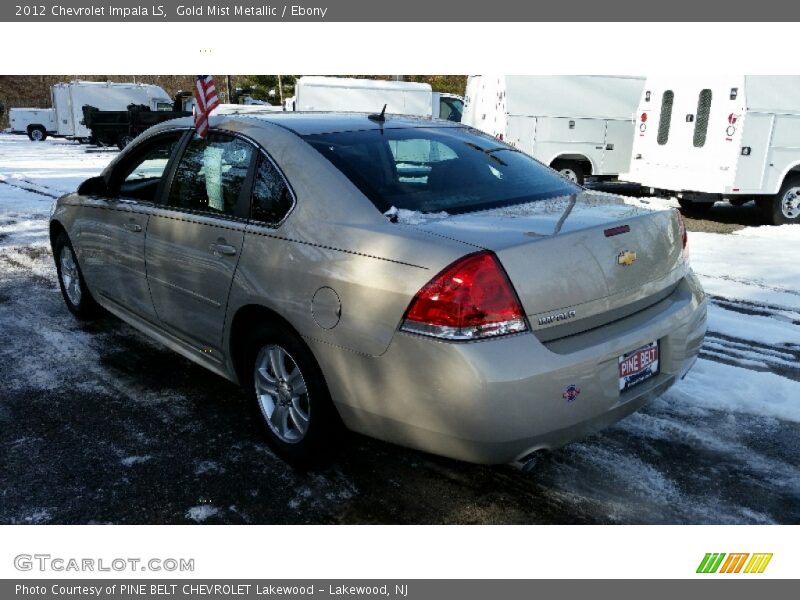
463 142 513 166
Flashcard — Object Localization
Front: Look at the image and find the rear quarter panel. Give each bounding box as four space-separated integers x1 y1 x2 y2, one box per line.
223 117 474 357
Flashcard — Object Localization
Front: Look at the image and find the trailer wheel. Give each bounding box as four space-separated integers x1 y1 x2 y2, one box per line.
678 199 714 214
27 126 47 141
763 176 800 225
117 135 134 150
552 160 585 185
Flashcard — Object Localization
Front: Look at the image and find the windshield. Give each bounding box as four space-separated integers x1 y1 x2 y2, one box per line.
303 126 580 215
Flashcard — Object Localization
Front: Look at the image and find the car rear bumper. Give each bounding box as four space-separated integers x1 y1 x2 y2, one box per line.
310 271 707 464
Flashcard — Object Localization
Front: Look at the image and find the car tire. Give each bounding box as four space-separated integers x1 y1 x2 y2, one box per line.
54 232 102 320
552 160 585 185
762 176 800 225
678 199 714 214
27 126 47 141
244 321 343 467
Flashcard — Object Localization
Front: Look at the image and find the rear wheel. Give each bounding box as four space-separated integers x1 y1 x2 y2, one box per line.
678 199 714 214
762 176 800 225
245 321 343 467
552 160 585 186
27 126 46 141
54 232 102 320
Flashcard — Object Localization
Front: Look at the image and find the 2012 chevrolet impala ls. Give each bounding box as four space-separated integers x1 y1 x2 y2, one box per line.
50 112 706 466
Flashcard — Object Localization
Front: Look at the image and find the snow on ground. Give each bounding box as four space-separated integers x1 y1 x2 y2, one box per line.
185 505 220 523
0 135 115 250
692 227 800 311
0 133 798 524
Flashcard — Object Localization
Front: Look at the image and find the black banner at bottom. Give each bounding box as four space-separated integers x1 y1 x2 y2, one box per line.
3 580 794 600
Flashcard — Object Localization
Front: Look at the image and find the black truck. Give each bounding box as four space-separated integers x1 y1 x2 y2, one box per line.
82 92 193 149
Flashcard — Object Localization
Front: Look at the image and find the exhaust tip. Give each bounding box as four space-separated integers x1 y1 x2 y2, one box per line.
513 447 550 472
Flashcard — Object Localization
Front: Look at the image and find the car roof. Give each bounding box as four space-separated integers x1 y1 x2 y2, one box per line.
213 110 463 136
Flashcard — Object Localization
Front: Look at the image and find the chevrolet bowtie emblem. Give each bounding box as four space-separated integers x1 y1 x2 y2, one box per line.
617 250 637 266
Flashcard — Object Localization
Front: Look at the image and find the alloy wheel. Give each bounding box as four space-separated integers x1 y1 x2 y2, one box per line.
253 344 310 443
59 246 82 306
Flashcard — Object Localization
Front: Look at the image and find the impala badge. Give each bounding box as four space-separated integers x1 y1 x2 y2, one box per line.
538 309 577 326
617 250 637 267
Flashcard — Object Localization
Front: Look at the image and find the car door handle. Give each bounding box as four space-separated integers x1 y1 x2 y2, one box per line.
124 222 142 233
209 242 237 257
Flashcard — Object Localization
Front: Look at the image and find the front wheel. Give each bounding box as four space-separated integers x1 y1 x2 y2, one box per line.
245 322 343 466
54 233 102 320
762 177 800 225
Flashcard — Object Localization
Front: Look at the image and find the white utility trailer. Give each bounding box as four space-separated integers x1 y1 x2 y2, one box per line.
8 107 56 140
13 81 172 143
462 75 645 184
287 76 464 121
623 76 800 225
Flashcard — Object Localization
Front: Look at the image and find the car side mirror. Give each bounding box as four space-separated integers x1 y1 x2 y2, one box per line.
77 176 110 197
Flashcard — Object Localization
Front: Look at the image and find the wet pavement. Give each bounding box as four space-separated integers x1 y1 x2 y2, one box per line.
1 239 798 525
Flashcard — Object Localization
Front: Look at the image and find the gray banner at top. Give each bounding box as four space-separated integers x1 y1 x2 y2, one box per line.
1 0 795 21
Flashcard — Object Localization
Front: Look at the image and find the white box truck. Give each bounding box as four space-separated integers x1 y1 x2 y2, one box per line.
286 76 464 121
12 80 173 143
8 107 56 140
462 75 645 185
623 75 800 225
52 81 173 142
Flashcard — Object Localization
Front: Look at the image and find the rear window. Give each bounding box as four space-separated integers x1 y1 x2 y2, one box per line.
693 89 712 148
303 126 580 215
657 90 674 145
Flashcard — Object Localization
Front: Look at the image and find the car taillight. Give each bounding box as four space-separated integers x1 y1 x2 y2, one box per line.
675 209 689 261
401 251 528 341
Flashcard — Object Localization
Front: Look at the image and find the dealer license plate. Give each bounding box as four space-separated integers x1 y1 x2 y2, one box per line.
618 341 659 391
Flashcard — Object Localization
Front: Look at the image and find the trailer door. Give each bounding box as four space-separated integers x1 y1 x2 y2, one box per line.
52 85 74 137
733 113 774 192
602 119 635 176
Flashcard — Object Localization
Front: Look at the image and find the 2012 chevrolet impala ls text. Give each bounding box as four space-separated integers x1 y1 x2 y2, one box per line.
49 112 707 466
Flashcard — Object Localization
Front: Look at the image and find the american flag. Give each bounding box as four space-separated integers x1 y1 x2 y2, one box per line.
193 75 220 138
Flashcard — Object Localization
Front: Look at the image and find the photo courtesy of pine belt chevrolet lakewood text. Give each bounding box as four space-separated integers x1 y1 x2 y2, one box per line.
49 111 707 467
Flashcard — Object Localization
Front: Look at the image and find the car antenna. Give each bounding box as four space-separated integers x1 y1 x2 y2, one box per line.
368 104 387 123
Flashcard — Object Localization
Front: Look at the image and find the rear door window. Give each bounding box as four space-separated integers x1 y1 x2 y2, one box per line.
167 132 255 217
693 89 712 148
251 155 294 226
657 90 674 145
439 97 464 122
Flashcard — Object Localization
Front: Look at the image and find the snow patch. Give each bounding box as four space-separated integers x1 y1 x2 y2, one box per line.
384 206 449 225
120 455 152 467
194 460 225 475
185 505 220 523
672 359 800 423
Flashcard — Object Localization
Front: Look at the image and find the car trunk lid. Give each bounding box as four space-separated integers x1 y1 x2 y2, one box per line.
407 192 686 339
